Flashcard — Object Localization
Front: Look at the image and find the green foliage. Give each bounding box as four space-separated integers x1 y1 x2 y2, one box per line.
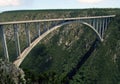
0 59 25 84
0 9 120 84
70 13 120 84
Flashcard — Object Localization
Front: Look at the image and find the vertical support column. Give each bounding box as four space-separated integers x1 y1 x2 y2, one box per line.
47 22 49 30
101 19 105 38
13 24 21 57
89 19 92 26
44 23 47 32
105 18 108 31
44 22 49 31
43 23 45 33
99 20 102 37
36 22 41 37
107 17 111 23
96 19 99 32
25 23 31 47
92 19 96 28
0 25 9 61
90 19 93 26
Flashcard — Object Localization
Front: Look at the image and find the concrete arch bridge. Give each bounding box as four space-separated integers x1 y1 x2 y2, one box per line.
0 15 115 67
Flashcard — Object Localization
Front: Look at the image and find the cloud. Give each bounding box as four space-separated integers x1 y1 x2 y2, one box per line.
0 0 21 7
78 0 103 4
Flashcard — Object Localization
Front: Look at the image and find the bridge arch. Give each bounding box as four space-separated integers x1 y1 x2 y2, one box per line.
14 20 102 67
55 20 103 41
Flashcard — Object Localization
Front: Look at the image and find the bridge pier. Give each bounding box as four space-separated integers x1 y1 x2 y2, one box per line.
25 23 31 46
36 23 41 36
46 22 49 30
44 23 48 32
92 19 96 28
13 24 21 57
98 20 101 37
96 19 99 32
0 25 9 61
101 19 105 38
105 18 108 31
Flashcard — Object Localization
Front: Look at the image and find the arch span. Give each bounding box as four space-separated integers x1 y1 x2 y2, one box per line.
13 20 102 67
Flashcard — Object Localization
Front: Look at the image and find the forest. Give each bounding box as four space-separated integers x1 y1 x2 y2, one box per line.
0 9 120 84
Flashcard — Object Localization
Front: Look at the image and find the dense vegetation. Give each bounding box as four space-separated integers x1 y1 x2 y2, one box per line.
0 9 120 84
0 59 25 84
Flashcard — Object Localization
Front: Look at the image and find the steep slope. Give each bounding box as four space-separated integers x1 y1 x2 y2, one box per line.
0 9 120 84
69 15 120 84
0 59 26 84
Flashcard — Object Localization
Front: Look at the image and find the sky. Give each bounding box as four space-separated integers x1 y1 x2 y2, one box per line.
0 0 120 12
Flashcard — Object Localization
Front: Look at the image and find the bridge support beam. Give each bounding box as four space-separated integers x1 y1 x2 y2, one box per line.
92 19 96 28
44 23 47 33
46 22 49 30
99 20 102 37
96 19 99 32
36 23 41 37
105 18 108 31
101 19 105 38
0 25 9 61
25 23 31 47
13 24 21 57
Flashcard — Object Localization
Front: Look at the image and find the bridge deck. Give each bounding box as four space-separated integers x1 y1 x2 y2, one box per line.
0 15 115 25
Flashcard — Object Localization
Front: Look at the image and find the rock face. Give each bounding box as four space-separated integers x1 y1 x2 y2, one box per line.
0 59 26 84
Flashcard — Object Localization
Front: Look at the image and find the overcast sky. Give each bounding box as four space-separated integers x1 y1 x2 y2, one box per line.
0 0 120 12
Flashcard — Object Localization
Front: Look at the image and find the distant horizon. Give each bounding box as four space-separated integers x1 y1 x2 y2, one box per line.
1 7 120 13
0 0 120 13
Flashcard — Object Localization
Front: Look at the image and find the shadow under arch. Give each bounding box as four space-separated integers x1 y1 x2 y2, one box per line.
14 20 103 67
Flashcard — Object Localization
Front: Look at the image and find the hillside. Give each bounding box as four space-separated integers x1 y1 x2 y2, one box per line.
0 9 120 84
0 59 25 84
